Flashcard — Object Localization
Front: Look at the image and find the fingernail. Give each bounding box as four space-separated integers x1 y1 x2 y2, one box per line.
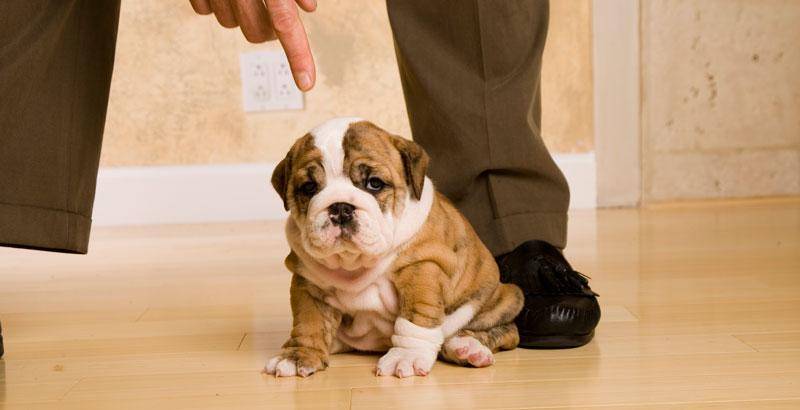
297 72 312 91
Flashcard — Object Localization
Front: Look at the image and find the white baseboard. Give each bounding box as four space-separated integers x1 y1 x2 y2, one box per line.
93 153 596 227
558 152 597 210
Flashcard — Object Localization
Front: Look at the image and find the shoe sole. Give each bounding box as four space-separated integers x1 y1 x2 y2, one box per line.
517 330 594 349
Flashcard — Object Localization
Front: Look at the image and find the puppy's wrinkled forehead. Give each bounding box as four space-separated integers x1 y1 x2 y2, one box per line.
309 117 400 175
309 117 360 176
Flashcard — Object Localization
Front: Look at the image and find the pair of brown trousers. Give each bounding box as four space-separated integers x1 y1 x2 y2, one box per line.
0 0 568 256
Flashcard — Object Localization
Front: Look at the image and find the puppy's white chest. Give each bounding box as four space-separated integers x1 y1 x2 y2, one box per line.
325 276 399 352
328 276 397 314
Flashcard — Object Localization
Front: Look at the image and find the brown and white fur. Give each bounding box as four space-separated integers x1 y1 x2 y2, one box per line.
265 117 523 378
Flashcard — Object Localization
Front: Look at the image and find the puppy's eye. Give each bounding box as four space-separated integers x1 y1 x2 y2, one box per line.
299 181 318 195
365 177 385 192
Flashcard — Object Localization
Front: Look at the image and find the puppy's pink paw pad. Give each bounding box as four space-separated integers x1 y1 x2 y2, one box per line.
468 351 494 368
444 336 495 368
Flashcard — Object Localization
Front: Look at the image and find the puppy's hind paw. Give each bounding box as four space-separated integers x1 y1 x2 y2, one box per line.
442 336 495 368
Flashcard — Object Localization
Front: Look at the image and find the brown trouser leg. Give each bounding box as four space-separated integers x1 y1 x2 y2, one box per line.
0 0 120 253
387 0 569 255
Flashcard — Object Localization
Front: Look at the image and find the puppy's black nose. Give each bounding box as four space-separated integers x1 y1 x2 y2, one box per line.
328 202 355 225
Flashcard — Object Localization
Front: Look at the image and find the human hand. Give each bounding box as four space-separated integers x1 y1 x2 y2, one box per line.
189 0 317 91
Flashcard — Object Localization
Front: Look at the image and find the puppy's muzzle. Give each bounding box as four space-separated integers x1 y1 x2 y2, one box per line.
328 202 355 226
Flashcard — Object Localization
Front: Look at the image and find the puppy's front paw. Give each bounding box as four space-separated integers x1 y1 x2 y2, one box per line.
263 347 326 378
376 347 436 378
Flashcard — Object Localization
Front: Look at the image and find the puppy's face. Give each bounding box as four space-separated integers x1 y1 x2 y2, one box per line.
272 118 429 272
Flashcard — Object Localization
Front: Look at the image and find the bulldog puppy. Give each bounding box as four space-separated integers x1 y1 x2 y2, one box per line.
265 117 523 378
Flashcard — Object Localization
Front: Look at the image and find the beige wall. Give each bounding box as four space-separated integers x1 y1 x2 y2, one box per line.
101 0 594 166
544 0 594 153
641 0 800 202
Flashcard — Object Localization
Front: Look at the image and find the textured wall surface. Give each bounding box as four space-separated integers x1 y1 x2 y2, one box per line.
544 0 594 153
102 1 408 166
642 0 800 201
101 0 594 166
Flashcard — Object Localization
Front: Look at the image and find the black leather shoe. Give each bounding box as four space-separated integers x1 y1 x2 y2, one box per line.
497 240 600 348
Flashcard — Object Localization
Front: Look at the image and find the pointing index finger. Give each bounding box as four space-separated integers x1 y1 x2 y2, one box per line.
266 0 316 91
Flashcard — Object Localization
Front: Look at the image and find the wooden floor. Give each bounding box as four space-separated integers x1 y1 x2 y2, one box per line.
1 198 799 409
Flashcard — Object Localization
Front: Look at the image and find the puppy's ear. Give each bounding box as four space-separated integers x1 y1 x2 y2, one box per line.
271 151 292 211
391 136 429 200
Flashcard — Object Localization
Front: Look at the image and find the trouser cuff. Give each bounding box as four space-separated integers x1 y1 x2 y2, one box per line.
0 202 92 254
470 211 568 257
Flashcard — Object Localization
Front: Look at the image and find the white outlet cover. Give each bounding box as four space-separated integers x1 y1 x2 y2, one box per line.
239 50 304 112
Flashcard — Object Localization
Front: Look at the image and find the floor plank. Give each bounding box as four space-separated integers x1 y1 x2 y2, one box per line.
734 331 800 352
350 372 800 409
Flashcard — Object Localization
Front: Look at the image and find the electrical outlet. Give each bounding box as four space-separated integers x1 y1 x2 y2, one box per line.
239 51 304 112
